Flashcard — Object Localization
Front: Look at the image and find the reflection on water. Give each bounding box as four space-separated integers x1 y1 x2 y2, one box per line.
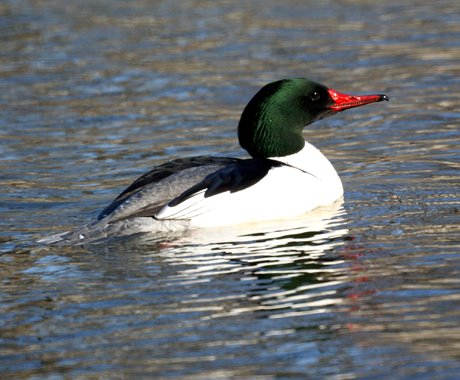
1 0 460 378
157 203 349 319
2 205 355 378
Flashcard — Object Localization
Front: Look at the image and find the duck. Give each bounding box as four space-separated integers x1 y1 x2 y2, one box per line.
41 78 388 244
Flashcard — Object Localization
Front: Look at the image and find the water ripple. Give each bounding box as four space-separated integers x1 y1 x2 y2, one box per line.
1 0 460 378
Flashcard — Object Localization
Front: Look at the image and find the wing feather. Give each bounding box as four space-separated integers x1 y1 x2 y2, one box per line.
156 158 284 220
98 156 240 220
98 156 240 222
98 156 285 224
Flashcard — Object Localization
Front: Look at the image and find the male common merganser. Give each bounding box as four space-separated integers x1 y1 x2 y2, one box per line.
42 78 388 244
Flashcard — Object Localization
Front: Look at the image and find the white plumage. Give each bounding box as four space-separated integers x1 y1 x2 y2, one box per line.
156 142 343 227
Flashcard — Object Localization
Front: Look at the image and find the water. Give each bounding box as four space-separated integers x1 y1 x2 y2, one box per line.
1 0 460 378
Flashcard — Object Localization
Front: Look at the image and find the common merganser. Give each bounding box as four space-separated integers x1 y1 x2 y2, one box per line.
41 78 388 244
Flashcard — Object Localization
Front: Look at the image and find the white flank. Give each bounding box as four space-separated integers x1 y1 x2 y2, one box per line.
155 142 343 227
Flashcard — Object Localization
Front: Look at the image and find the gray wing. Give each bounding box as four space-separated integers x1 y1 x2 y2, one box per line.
97 156 241 223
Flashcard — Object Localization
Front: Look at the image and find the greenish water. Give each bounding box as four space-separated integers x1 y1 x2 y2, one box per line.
1 0 459 378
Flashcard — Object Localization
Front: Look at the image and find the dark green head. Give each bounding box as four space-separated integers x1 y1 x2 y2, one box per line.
238 78 388 158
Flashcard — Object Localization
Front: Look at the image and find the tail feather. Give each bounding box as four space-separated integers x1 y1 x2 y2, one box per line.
37 231 72 245
37 218 190 245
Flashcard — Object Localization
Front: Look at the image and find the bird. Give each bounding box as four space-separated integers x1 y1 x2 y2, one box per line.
41 78 388 244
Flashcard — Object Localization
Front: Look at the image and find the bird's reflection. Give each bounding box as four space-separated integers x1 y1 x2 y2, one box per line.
75 200 351 320
160 200 347 266
148 200 351 319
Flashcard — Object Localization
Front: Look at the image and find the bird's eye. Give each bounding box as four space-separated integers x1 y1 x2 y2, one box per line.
309 91 320 101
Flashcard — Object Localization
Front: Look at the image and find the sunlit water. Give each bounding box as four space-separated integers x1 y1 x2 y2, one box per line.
1 0 460 378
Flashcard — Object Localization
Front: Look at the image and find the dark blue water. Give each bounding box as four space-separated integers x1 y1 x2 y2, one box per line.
1 0 459 378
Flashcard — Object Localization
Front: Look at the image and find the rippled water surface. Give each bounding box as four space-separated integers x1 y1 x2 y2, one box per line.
1 0 460 378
